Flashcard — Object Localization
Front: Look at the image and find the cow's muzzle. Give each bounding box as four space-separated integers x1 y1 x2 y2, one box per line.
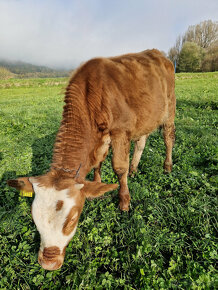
38 246 64 270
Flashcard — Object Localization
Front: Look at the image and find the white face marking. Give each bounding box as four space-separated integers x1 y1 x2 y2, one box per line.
31 183 78 252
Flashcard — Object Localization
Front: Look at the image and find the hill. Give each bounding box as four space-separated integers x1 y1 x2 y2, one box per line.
0 59 70 79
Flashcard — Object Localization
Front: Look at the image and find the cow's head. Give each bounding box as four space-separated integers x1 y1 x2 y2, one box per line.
7 174 118 270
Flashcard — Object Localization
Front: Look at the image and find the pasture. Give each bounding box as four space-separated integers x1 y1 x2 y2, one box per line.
0 72 217 289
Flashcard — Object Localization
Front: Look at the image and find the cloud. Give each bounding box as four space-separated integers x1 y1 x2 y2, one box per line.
0 0 217 68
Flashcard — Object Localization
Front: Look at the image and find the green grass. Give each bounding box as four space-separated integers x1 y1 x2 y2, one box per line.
0 72 217 289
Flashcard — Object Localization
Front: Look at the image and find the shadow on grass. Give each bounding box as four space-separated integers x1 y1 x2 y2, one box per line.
0 170 19 209
30 132 57 176
1 132 57 212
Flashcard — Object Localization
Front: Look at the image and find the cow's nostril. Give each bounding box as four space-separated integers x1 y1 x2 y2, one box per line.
40 259 63 270
43 246 60 260
38 249 64 270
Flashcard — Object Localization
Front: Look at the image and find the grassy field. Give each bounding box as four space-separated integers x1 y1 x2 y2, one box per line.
0 72 217 289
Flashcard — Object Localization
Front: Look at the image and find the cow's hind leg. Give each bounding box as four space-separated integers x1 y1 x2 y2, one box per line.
111 131 130 211
129 134 148 176
163 122 175 173
93 162 102 182
93 133 110 182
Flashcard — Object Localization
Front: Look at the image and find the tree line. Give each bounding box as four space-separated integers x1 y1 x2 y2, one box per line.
168 20 218 72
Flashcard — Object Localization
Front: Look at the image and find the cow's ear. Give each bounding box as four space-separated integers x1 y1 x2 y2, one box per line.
7 177 34 192
82 181 118 199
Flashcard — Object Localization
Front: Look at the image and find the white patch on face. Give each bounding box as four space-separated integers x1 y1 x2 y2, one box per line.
31 183 78 253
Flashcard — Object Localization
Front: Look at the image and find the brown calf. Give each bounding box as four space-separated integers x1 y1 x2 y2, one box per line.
8 49 176 270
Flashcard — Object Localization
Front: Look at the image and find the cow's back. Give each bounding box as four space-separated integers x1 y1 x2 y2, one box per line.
72 49 175 139
104 50 175 138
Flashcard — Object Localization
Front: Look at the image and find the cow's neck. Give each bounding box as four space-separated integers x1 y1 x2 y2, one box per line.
51 82 94 180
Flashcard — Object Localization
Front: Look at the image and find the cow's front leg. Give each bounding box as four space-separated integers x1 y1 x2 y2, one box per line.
111 131 130 211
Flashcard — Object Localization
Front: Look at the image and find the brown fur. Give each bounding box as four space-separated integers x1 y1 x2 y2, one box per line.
82 181 118 198
62 206 80 235
56 200 64 211
7 177 33 192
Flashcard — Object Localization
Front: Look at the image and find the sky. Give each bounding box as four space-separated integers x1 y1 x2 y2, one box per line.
0 0 217 69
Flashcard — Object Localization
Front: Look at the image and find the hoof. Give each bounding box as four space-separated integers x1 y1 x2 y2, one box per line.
119 202 130 211
119 194 130 211
129 168 137 177
128 172 135 178
87 197 95 201
164 163 172 173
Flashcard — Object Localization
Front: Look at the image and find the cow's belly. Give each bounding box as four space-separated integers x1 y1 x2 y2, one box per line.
109 77 169 139
124 93 168 139
110 103 168 140
132 104 168 138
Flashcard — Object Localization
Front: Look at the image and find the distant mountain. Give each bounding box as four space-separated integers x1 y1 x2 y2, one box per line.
0 59 71 78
